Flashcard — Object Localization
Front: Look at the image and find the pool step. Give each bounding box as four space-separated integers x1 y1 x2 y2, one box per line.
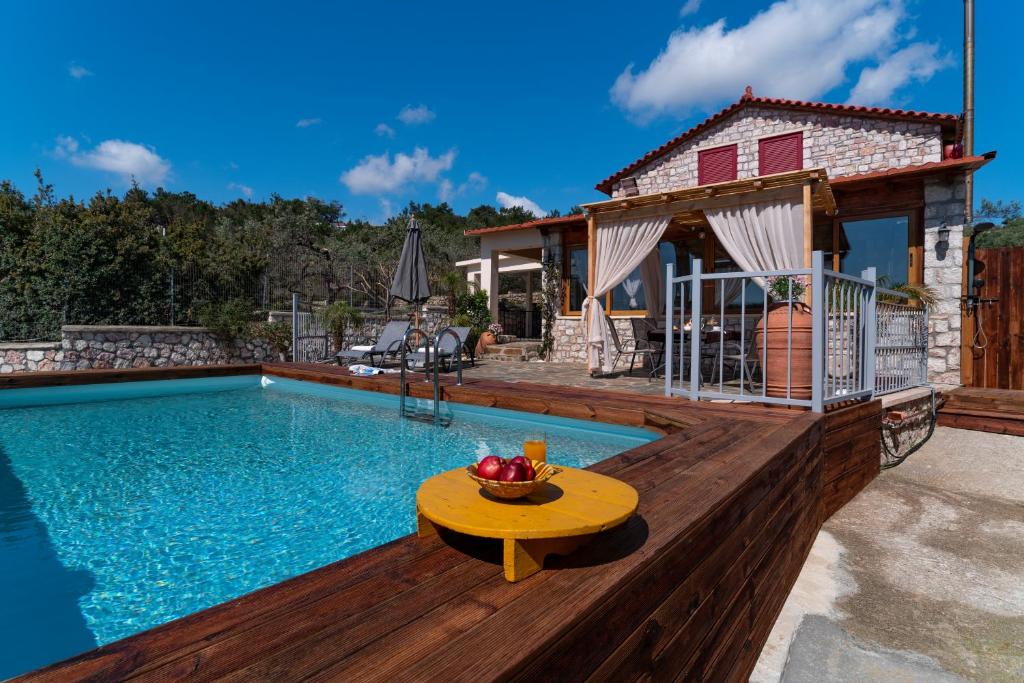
400 397 454 427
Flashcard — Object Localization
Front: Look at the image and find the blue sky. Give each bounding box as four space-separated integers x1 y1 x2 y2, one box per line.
1 0 1018 223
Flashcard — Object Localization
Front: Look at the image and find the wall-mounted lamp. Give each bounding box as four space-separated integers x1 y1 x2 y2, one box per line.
934 223 950 261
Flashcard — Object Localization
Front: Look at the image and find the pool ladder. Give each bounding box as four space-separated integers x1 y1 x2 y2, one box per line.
398 326 462 426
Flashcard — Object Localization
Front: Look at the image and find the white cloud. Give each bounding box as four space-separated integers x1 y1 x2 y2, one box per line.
228 182 254 198
375 122 396 138
438 179 454 202
296 118 322 128
680 0 701 17
53 135 79 157
340 147 456 194
378 198 394 221
496 191 544 217
848 42 952 105
439 171 488 202
68 63 93 79
56 137 171 185
397 104 436 125
611 0 906 120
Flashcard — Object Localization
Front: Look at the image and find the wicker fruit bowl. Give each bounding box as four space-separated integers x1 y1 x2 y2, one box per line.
466 459 560 500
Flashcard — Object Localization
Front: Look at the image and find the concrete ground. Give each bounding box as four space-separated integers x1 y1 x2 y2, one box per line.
752 426 1024 682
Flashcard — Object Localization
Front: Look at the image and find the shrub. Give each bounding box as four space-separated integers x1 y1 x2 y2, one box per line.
324 301 363 352
257 320 292 359
198 299 257 342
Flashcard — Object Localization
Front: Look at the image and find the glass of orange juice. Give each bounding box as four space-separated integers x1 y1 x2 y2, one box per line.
523 434 547 463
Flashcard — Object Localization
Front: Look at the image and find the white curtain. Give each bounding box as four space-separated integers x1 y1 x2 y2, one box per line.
704 197 803 286
639 248 664 322
582 214 671 373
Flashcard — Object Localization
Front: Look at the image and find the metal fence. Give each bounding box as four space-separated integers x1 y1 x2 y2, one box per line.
874 289 929 395
0 259 391 342
663 251 928 412
290 293 332 364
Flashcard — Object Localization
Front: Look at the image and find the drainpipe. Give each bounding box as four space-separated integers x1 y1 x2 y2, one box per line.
963 0 975 225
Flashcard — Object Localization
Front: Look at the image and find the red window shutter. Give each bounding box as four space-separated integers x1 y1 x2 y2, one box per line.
698 145 738 185
758 132 803 176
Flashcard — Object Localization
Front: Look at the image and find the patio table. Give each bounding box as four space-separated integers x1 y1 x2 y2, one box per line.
416 466 639 582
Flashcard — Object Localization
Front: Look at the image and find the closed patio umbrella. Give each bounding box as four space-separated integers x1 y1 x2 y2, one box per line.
389 215 431 329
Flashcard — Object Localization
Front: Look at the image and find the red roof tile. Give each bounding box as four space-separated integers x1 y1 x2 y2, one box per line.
464 214 585 237
595 88 961 195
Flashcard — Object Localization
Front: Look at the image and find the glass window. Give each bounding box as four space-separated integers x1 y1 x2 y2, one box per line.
567 245 588 311
610 266 645 311
839 216 909 285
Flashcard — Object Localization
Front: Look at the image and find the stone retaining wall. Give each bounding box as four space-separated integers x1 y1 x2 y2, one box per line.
0 326 276 373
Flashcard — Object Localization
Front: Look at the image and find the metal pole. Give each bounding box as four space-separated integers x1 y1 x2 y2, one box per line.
862 267 878 399
664 262 674 397
963 0 975 225
811 251 825 412
689 258 703 400
291 292 299 363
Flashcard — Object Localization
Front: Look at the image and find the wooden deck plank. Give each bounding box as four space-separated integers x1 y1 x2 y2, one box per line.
6 363 883 682
938 387 1024 436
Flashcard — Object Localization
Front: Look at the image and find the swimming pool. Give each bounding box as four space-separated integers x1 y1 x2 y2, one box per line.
0 374 655 677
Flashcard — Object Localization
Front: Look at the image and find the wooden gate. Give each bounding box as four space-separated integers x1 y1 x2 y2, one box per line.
964 246 1024 389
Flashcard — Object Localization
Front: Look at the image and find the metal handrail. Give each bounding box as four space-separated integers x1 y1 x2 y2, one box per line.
431 327 464 423
398 326 428 419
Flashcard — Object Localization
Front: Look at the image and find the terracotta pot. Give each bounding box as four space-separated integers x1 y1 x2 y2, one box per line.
754 302 813 400
476 331 497 356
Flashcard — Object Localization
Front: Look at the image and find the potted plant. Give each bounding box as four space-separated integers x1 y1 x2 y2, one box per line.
478 322 503 353
754 276 812 400
324 301 364 353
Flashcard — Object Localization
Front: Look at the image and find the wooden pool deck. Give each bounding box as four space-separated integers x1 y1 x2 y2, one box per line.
938 386 1024 436
9 363 882 682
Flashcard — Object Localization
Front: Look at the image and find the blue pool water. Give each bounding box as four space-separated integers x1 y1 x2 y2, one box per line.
0 375 654 677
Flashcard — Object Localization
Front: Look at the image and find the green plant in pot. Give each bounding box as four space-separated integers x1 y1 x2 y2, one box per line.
754 275 812 400
324 301 363 353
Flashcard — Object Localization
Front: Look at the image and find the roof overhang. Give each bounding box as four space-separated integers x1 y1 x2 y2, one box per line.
829 152 995 187
464 214 586 237
582 168 836 221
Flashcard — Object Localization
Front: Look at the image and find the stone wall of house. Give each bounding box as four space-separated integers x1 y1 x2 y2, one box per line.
0 326 276 373
611 106 943 197
923 174 966 384
549 316 643 370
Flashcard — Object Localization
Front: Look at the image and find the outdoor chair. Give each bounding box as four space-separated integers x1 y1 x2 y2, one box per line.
606 316 653 376
335 320 411 367
403 326 471 372
709 332 760 393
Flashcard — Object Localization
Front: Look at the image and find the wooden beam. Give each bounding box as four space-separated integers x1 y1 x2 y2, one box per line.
802 181 813 268
587 213 597 301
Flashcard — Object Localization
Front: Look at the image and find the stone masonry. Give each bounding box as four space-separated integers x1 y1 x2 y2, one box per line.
610 106 943 197
923 174 967 384
0 326 275 373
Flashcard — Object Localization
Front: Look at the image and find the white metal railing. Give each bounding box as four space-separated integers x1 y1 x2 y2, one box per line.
662 251 928 411
874 289 929 395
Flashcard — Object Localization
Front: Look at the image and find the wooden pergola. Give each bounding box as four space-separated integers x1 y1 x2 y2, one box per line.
579 168 837 299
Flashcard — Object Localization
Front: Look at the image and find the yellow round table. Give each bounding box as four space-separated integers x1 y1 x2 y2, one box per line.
416 466 639 582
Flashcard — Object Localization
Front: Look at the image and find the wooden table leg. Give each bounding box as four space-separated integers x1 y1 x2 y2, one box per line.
502 535 593 582
417 511 439 538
